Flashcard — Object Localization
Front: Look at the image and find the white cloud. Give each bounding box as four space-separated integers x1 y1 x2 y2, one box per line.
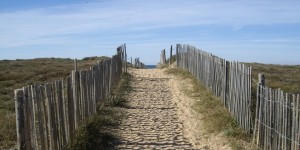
0 0 299 64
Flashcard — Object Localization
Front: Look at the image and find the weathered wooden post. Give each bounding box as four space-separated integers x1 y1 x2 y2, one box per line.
163 49 166 64
176 44 179 67
124 43 127 73
161 49 166 65
71 70 80 130
45 83 57 150
15 89 25 150
169 45 173 65
225 61 230 106
253 73 265 144
125 51 127 73
258 74 265 86
74 59 77 71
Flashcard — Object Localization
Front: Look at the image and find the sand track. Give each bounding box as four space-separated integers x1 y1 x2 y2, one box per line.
113 68 231 150
114 69 197 150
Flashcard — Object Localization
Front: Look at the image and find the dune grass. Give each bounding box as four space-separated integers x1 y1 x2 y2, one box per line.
247 63 300 94
0 56 109 149
66 73 132 150
66 106 123 150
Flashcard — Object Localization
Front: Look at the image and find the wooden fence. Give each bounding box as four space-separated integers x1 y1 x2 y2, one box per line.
176 44 253 134
253 74 300 150
160 49 166 65
160 46 173 66
14 44 127 150
133 57 145 69
175 44 300 149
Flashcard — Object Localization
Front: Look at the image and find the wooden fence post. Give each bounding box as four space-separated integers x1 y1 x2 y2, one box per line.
225 61 230 107
15 89 25 150
74 59 77 72
176 44 179 67
55 80 66 147
259 74 265 86
71 70 80 130
253 73 265 144
169 45 173 65
23 86 32 150
161 49 166 65
45 83 57 150
34 85 47 150
67 76 74 142
125 44 127 73
29 85 38 150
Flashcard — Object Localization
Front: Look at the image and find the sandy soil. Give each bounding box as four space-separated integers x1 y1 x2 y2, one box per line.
165 69 232 150
114 68 232 150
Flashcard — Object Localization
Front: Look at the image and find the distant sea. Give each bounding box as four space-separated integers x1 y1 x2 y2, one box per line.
146 65 157 69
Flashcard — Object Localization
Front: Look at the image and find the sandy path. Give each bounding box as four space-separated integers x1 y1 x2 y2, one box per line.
167 70 232 150
114 69 198 150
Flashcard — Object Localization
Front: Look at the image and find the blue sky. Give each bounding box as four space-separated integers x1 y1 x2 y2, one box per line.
0 0 300 65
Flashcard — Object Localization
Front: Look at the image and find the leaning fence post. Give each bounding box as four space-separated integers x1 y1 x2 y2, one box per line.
253 73 265 144
15 89 25 150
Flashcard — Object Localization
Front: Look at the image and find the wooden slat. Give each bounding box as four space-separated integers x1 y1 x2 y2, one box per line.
56 80 66 148
40 85 49 150
45 83 57 150
35 85 47 150
23 86 32 150
29 85 38 149
67 76 74 143
72 70 80 129
15 89 25 150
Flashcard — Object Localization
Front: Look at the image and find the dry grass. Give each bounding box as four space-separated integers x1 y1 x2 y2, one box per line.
108 73 132 107
163 62 300 149
165 68 253 150
66 72 132 150
247 63 300 94
157 55 176 69
247 63 300 119
0 56 109 149
66 106 123 150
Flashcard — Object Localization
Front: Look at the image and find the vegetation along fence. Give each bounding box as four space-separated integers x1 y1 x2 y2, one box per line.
131 57 145 69
175 44 252 134
174 44 300 150
14 44 127 150
160 46 174 66
253 74 300 150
